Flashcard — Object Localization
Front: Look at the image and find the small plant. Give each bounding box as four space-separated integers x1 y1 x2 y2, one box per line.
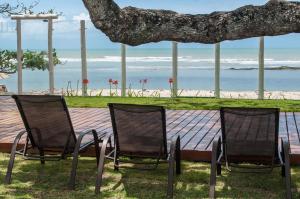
169 78 175 98
97 89 103 97
150 90 161 98
108 78 113 96
178 89 184 97
267 91 272 99
139 78 148 97
66 81 73 96
127 84 134 97
112 80 119 96
76 80 79 96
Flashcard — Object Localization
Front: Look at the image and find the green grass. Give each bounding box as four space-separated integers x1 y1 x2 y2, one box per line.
0 153 299 198
2 97 299 198
65 96 300 112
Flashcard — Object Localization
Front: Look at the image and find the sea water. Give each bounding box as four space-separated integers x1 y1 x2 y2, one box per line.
1 48 300 93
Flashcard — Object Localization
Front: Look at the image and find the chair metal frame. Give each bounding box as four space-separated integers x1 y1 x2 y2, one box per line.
95 103 181 198
209 107 292 199
4 95 106 190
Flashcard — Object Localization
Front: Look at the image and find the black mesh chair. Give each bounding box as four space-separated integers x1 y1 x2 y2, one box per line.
4 95 107 189
95 103 181 198
209 107 291 199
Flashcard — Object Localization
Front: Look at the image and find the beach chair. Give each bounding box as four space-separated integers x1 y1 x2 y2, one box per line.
4 95 107 189
95 103 181 198
209 107 291 199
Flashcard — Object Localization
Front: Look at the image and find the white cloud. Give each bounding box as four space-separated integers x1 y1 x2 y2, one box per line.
0 17 8 23
54 16 66 22
72 13 90 21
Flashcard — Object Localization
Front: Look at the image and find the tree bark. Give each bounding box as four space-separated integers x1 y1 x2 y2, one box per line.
82 0 300 46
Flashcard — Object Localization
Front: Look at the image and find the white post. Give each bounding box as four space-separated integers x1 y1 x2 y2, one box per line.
215 43 221 98
172 41 178 97
48 18 54 94
258 36 264 99
80 20 88 96
121 44 126 97
16 19 22 94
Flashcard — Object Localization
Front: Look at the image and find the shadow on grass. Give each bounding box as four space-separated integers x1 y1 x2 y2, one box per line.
0 153 299 198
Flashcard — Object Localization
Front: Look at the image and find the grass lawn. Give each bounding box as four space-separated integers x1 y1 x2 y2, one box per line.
0 153 300 198
2 97 300 198
65 96 300 112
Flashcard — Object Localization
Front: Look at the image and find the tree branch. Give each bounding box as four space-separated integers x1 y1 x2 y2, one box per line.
83 0 300 46
0 1 39 16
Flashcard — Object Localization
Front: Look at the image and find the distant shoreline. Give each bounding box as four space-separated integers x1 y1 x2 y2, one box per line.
228 66 300 71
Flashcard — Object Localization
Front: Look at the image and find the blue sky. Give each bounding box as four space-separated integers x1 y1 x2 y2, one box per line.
1 0 300 49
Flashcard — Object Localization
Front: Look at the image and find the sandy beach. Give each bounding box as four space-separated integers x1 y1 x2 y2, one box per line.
7 88 299 100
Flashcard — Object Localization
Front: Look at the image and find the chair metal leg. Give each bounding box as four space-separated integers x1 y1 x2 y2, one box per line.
281 165 286 177
209 137 221 199
39 148 45 164
282 138 292 199
217 164 221 176
69 129 98 190
175 136 181 175
92 130 100 166
5 131 27 184
167 137 177 198
114 147 119 171
95 134 111 194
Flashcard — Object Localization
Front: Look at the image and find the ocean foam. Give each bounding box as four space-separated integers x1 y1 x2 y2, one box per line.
59 56 300 66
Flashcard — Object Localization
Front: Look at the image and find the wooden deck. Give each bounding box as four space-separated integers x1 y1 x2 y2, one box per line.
1 96 300 164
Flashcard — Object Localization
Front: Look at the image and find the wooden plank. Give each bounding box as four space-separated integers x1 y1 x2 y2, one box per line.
184 110 217 150
193 111 220 151
168 110 203 139
0 96 300 164
180 110 211 148
286 112 300 153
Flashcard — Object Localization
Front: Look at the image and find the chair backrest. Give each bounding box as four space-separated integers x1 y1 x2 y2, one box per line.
108 103 168 159
220 107 279 164
12 95 76 153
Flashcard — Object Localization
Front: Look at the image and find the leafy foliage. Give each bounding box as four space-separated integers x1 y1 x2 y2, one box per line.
0 49 61 74
0 1 38 16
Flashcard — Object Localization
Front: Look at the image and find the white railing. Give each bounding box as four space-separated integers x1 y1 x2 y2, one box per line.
9 19 266 99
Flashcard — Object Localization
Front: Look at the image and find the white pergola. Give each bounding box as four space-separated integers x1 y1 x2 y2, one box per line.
11 14 58 95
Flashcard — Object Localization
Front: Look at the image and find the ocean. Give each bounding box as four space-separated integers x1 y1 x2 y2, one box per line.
1 48 300 93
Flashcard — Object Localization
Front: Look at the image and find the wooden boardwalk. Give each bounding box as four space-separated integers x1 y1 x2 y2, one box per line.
1 96 300 164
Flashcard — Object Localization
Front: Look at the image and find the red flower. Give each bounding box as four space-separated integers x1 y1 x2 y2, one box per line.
169 78 173 84
108 78 113 83
143 79 148 84
82 79 89 84
112 80 118 85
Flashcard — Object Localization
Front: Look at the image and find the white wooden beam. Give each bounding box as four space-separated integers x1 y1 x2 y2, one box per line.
80 20 88 96
172 41 178 97
16 19 22 94
258 36 264 99
48 18 54 94
121 44 126 97
214 43 221 98
11 14 58 20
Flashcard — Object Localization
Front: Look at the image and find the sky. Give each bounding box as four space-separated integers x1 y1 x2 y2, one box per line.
1 0 300 50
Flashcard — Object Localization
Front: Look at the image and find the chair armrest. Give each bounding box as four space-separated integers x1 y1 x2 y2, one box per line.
280 137 290 163
281 137 290 153
95 132 113 194
212 136 222 163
